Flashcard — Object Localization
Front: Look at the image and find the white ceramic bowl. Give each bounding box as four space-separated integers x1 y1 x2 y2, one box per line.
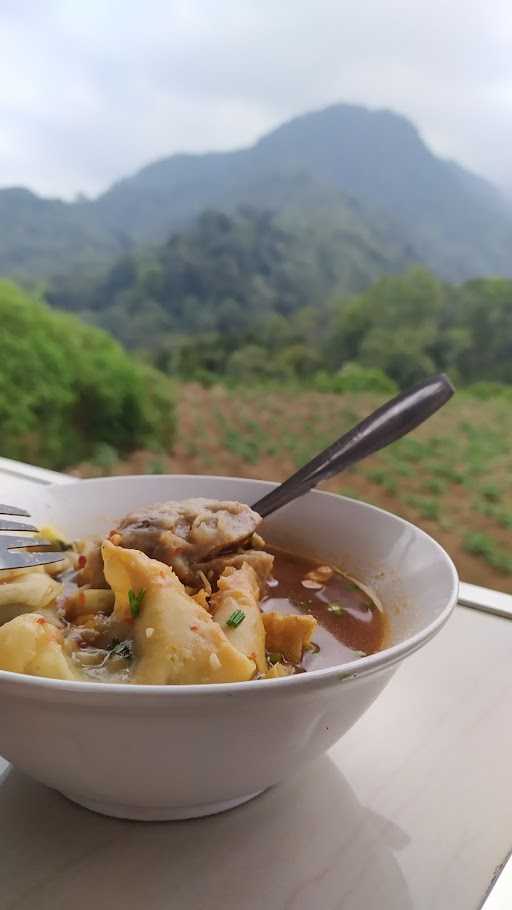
0 475 458 820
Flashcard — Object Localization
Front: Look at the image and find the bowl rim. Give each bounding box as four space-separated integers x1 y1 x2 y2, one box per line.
0 474 459 700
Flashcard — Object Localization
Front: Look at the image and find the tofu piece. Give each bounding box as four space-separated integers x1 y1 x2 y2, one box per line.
0 613 76 680
101 540 256 685
262 612 317 665
211 564 267 674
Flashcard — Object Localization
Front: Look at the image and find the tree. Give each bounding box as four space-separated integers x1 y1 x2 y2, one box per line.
324 267 446 385
445 279 512 383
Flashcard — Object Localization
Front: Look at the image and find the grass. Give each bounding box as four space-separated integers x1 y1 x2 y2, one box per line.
73 384 512 592
480 483 502 503
404 495 441 521
421 478 446 496
463 532 512 575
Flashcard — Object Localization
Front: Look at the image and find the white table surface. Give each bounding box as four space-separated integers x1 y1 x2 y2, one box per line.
1 462 511 909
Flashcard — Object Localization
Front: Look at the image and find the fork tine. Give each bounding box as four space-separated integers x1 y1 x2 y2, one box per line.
2 536 55 550
0 519 39 533
0 505 67 572
0 550 65 569
0 504 31 517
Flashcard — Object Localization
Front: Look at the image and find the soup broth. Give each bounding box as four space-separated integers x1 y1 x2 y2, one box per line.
263 549 387 671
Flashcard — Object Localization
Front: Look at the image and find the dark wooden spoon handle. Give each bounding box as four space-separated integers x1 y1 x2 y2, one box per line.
252 373 455 518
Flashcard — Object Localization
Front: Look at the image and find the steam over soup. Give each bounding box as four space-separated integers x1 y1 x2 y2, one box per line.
0 499 386 684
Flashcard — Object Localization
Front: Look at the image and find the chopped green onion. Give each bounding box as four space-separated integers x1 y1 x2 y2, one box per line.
226 608 245 628
128 588 146 618
109 639 133 660
327 603 345 615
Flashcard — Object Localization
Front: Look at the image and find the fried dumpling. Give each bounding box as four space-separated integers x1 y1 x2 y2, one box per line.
101 540 257 684
0 613 76 680
211 564 267 674
0 571 62 625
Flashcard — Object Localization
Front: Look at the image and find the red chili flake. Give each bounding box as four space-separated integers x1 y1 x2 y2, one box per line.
190 625 198 631
36 617 46 625
77 555 87 569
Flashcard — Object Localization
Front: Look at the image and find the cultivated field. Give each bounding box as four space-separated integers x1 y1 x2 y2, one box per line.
73 384 512 593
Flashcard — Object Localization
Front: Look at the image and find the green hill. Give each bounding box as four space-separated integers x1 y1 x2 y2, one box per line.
0 188 120 278
0 280 175 468
46 205 414 354
46 206 512 394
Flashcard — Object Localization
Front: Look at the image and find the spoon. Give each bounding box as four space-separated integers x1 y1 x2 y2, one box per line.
252 373 454 518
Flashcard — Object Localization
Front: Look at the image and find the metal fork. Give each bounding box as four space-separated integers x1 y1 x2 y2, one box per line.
0 504 65 570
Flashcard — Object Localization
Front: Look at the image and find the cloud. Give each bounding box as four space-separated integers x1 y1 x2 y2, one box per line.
0 0 510 197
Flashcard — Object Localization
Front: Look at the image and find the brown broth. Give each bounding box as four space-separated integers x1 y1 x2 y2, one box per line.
263 549 387 671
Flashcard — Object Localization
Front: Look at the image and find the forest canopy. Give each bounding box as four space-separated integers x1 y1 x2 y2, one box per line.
45 209 512 390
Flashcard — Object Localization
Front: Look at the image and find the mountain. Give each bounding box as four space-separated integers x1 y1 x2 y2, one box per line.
1 102 511 282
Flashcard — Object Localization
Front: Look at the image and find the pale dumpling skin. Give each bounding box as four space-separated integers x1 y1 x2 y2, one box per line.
211 564 267 674
101 540 257 684
0 613 76 680
0 571 63 625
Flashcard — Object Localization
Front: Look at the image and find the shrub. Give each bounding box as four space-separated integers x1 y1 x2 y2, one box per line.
90 443 119 474
226 345 289 383
0 280 175 468
465 381 512 401
313 363 398 395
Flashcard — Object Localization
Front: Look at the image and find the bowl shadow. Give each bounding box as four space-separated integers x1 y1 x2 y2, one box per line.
0 756 413 910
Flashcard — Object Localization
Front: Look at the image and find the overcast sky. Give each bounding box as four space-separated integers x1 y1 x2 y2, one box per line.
1 0 511 199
